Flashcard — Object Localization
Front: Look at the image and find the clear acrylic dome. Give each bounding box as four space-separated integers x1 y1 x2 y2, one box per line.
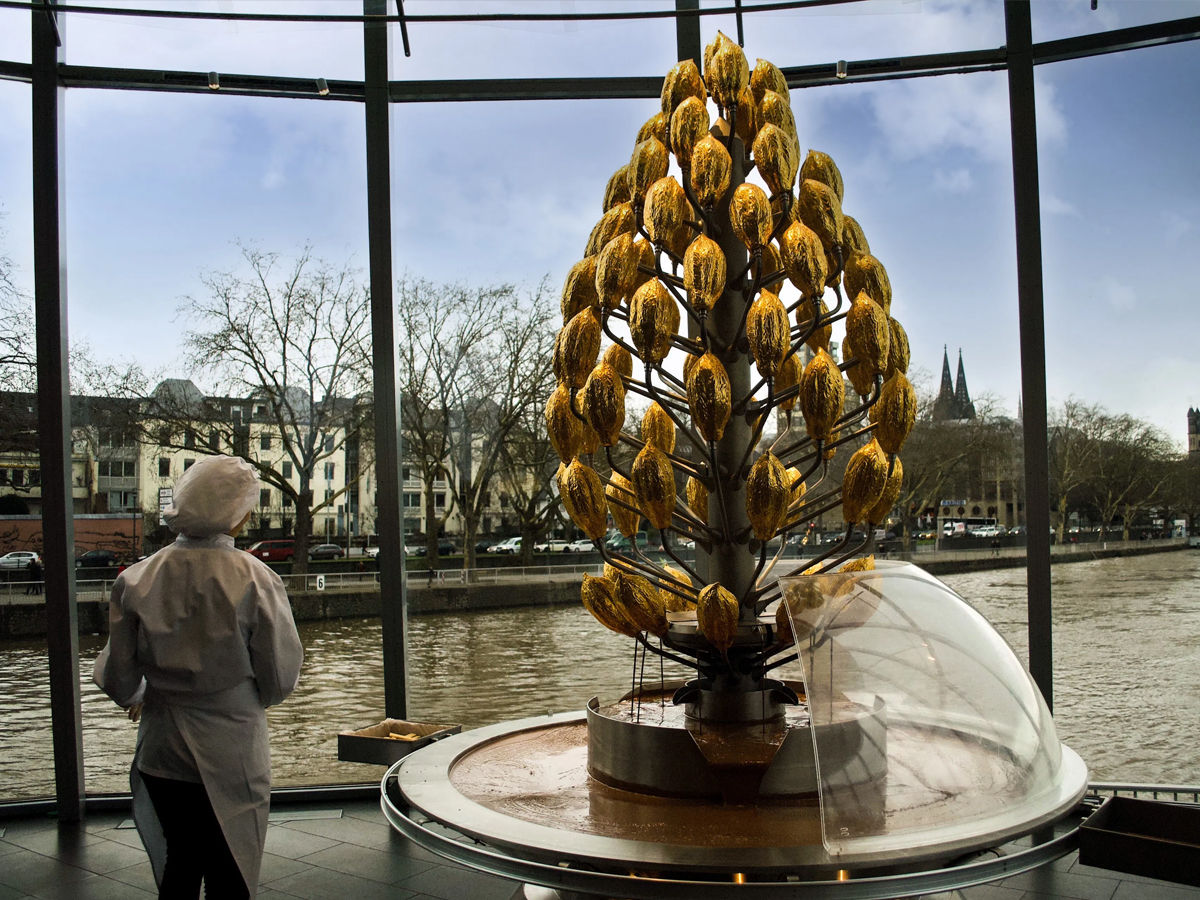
776 560 1087 864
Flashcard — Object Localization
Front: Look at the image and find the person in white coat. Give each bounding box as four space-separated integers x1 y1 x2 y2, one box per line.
94 455 304 899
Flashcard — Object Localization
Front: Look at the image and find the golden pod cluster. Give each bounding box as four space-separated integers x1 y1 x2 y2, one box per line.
841 215 870 260
753 123 798 196
642 402 676 454
683 234 726 315
628 137 670 205
561 458 609 541
844 253 892 314
644 176 689 249
595 233 641 311
686 352 732 443
799 348 845 442
603 165 631 212
746 289 790 379
628 279 679 366
797 295 832 353
660 59 706 123
545 383 583 463
690 134 732 209
632 444 676 531
581 363 626 448
774 351 801 412
606 472 641 538
841 333 876 398
614 571 668 638
697 583 740 653
560 256 598 323
780 220 828 300
845 291 890 383
746 451 790 541
799 150 844 203
886 317 910 378
841 439 890 525
750 59 789 105
585 201 635 257
729 182 773 251
685 476 709 524
866 456 903 526
871 371 916 455
581 574 639 637
670 95 709 166
797 178 845 254
554 306 601 389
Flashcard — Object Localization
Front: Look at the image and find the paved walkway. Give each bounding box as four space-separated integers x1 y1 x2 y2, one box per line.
2 794 1199 899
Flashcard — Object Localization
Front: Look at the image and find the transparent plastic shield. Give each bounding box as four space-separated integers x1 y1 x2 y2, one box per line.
778 561 1086 861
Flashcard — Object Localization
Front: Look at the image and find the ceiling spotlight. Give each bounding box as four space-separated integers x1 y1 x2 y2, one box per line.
836 60 847 80
316 77 330 96
208 71 220 90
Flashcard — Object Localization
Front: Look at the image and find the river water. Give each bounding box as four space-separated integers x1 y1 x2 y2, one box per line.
1 551 1197 801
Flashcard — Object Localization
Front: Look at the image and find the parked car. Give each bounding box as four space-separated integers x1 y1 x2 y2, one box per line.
564 539 594 552
75 549 118 568
488 537 522 554
363 545 381 558
245 539 295 562
308 543 345 560
534 539 571 552
0 551 40 569
408 539 457 557
970 525 1004 538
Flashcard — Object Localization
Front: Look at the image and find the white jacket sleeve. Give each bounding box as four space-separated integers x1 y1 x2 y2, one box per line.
92 578 147 708
247 571 303 707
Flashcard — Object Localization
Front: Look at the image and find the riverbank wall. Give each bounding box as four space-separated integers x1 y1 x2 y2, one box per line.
0 539 1189 639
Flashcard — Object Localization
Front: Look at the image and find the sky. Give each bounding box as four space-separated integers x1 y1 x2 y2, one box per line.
0 0 1198 449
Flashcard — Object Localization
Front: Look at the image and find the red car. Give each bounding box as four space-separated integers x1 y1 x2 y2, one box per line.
245 539 295 562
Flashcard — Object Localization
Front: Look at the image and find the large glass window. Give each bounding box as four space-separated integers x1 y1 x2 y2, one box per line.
1031 0 1199 43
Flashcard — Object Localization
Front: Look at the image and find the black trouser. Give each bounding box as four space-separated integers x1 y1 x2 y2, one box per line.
140 771 249 900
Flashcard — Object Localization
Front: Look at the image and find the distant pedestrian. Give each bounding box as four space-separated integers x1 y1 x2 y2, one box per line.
990 539 1000 558
25 558 42 595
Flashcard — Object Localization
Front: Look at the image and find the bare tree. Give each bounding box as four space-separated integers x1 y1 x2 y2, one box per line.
1084 411 1175 539
1048 399 1108 542
161 244 372 574
396 276 557 568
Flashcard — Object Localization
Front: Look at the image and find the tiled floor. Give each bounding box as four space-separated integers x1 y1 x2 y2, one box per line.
1 796 1198 900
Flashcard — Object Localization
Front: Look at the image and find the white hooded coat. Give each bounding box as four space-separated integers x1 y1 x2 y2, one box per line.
93 456 303 896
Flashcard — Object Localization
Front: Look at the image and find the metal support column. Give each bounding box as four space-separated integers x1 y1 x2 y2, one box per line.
32 0 85 821
675 0 701 68
364 0 408 718
1004 0 1053 710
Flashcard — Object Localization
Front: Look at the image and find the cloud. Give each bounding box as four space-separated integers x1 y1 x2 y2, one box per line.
1041 194 1080 218
1097 275 1136 312
1163 210 1194 244
932 167 973 194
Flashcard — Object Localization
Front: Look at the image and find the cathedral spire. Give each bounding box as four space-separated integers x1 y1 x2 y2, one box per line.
954 348 976 419
932 345 956 421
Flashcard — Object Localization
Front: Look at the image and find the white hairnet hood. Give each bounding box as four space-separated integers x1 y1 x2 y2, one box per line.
162 455 260 538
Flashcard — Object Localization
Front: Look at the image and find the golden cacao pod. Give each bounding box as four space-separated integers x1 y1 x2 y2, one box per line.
686 352 732 443
669 95 709 165
746 451 790 541
660 59 706 122
602 343 633 379
750 58 789 105
697 582 740 653
703 31 736 82
628 137 670 205
758 242 786 291
841 333 876 398
734 83 758 147
636 111 668 148
560 256 599 323
581 574 639 637
729 182 773 252
786 465 807 499
871 371 916 455
561 458 609 541
632 444 676 531
585 201 635 257
571 389 601 457
758 90 799 149
555 306 602 389
683 234 726 316
644 176 689 248
685 476 709 524
660 565 695 614
842 214 870 261
595 233 641 311
780 219 828 299
606 472 641 538
775 350 801 412
844 253 892 315
707 40 749 112
840 555 876 574
615 571 668 637
545 383 583 463
690 134 732 209
797 178 845 253
866 456 903 526
799 348 845 442
581 363 626 448
799 149 844 203
841 439 890 525
745 289 790 379
845 290 890 382
886 316 910 378
753 122 798 196
796 295 832 353
628 279 679 366
632 238 656 290
642 402 676 455
603 165 631 212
